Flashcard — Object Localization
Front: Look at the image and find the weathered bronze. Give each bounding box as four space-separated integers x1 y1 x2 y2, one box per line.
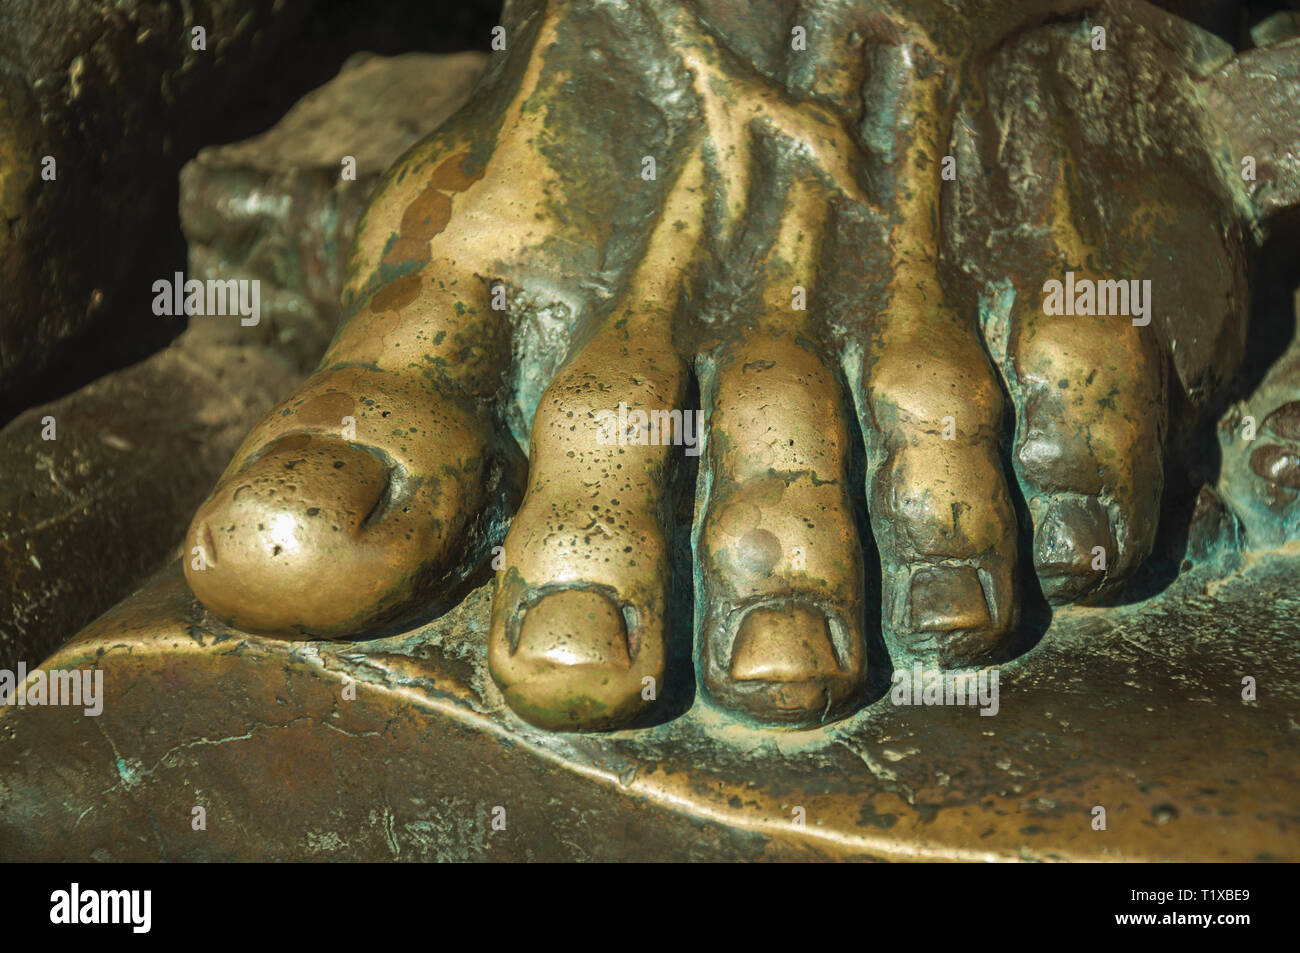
2 546 1296 861
183 0 1297 732
4 0 1300 864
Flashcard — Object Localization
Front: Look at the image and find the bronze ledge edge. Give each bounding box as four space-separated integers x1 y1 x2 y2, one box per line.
0 552 1296 862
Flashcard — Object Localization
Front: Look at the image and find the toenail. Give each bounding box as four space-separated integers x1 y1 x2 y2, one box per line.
515 589 630 668
1250 444 1300 489
198 522 218 566
272 433 312 453
183 432 415 635
1262 401 1300 441
1033 497 1111 602
730 602 838 682
908 565 991 632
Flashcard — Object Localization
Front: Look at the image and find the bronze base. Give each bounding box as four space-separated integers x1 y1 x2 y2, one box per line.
1 552 1296 862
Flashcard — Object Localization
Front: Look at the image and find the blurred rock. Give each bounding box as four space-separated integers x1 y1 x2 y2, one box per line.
180 51 486 373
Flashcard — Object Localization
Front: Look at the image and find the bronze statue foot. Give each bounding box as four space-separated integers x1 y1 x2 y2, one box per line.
184 1 1290 731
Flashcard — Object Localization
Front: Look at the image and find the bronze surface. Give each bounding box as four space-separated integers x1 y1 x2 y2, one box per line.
0 551 1295 861
180 0 1299 733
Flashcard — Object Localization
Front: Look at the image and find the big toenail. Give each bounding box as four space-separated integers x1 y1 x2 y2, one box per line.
730 603 837 682
515 590 630 668
1250 444 1300 489
1262 401 1300 441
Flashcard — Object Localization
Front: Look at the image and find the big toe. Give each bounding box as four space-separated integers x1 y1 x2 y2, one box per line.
186 434 418 636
